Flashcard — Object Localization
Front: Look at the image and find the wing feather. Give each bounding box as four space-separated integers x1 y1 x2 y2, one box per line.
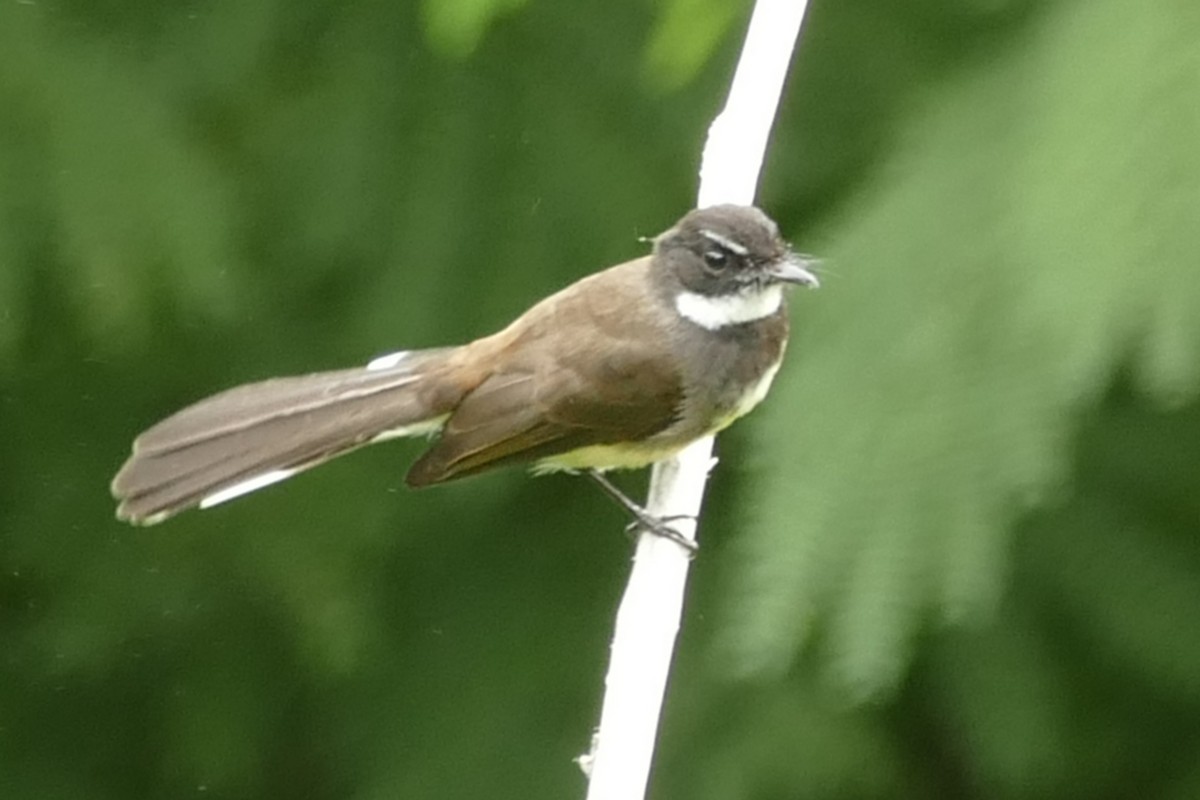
405 265 684 486
113 348 461 523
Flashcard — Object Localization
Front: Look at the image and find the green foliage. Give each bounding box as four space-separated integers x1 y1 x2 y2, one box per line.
1 0 1198 798
722 0 1200 697
422 0 531 57
644 0 746 91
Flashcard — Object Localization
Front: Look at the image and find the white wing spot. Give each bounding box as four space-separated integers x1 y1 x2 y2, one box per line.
366 351 410 371
369 415 448 443
199 469 299 509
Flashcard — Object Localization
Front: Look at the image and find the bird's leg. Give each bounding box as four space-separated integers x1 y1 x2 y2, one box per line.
585 470 698 554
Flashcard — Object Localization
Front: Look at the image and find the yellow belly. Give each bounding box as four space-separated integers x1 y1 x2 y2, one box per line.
533 359 783 474
702 359 782 433
533 441 686 474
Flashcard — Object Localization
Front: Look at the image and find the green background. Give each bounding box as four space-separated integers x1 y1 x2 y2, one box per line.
2 0 1198 798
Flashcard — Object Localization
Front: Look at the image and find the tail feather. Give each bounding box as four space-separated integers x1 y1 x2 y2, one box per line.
112 348 461 524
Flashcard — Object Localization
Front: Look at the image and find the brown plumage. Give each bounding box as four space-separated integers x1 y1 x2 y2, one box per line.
111 205 817 525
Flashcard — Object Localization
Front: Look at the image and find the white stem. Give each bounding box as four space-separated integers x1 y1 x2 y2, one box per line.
581 2 812 798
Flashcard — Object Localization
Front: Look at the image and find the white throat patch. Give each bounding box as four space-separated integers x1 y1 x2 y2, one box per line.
674 284 783 330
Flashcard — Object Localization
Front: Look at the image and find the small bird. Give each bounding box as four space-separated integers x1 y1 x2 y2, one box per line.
111 205 818 535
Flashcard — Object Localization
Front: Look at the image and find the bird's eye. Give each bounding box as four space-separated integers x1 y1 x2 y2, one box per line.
703 249 729 270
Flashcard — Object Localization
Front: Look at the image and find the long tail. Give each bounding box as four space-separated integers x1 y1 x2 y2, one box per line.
111 347 463 525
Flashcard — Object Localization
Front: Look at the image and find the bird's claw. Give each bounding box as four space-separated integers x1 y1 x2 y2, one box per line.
624 513 699 555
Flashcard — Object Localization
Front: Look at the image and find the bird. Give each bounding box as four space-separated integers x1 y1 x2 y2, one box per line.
111 205 818 541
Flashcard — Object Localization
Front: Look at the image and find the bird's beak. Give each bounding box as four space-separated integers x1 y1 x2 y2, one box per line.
766 253 820 288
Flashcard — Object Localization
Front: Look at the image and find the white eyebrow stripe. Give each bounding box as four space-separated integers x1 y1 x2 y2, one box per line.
700 229 749 256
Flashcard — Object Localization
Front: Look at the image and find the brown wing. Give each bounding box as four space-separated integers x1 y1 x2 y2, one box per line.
405 259 683 486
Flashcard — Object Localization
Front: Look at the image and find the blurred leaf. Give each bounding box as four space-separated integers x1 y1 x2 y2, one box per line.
925 618 1083 799
0 209 22 364
421 0 531 58
721 0 1200 695
644 0 746 90
0 5 243 350
685 684 911 799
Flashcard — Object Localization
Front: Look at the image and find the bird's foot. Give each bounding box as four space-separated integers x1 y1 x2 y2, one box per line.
624 512 699 554
585 469 698 555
